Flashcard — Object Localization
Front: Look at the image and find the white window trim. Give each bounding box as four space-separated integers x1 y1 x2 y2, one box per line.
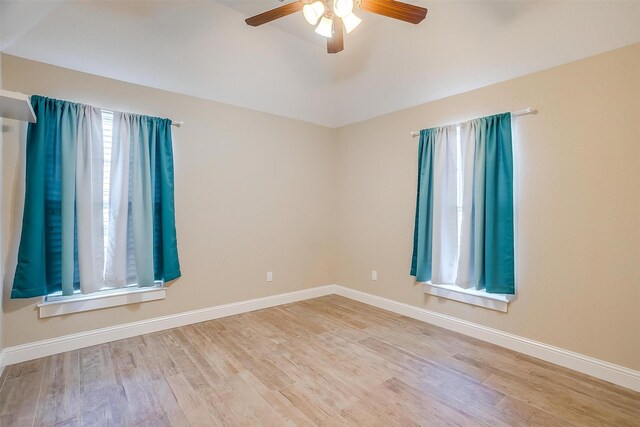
38 286 166 318
422 283 513 313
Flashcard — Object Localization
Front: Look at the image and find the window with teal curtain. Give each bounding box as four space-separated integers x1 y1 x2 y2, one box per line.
411 112 515 294
11 95 181 299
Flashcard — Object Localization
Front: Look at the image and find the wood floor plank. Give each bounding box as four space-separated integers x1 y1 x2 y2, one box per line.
165 372 219 426
0 364 9 391
147 378 191 427
178 324 242 379
78 344 127 426
235 369 317 426
494 396 575 427
484 369 639 426
528 366 640 417
1 295 638 427
0 358 46 427
278 381 340 425
382 377 485 426
365 325 495 383
109 337 185 426
224 371 287 425
163 328 225 387
516 352 640 404
33 351 80 427
196 326 295 390
133 332 181 380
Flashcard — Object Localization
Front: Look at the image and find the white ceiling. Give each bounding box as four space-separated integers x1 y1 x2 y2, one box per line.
1 0 639 128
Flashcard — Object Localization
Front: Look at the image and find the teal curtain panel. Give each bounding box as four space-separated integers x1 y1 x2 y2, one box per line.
410 128 435 282
474 113 515 294
151 118 181 283
13 96 82 298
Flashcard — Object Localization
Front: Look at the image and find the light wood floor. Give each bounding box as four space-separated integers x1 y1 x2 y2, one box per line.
1 295 638 426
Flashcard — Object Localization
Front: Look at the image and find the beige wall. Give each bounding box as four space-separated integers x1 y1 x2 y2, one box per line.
2 45 639 372
335 43 640 371
2 54 338 347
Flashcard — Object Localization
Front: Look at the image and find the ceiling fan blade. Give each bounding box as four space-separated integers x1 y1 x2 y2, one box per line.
327 18 344 54
245 1 303 27
358 0 427 24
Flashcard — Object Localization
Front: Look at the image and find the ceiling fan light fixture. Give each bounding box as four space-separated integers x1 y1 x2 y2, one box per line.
303 1 325 25
315 15 334 38
244 0 429 54
333 0 353 18
342 11 361 33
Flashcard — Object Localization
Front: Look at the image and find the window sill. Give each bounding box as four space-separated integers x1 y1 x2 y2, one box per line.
422 283 513 313
38 287 166 318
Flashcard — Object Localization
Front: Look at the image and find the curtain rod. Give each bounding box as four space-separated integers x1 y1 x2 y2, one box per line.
410 107 537 138
25 95 185 128
101 109 183 128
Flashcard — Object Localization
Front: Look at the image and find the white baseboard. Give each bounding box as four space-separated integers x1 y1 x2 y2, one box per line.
332 285 640 392
0 285 335 368
1 283 638 393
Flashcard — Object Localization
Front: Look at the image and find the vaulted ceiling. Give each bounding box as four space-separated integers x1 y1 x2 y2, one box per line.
2 0 639 127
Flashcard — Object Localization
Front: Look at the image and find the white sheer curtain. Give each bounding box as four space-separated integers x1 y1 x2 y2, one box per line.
105 113 130 287
430 125 458 285
455 121 479 288
76 105 105 294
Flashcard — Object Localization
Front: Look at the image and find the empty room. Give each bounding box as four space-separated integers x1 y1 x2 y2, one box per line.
0 0 639 425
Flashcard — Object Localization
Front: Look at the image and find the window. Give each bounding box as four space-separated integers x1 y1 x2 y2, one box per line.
423 125 513 312
14 96 179 310
413 114 515 311
43 110 161 304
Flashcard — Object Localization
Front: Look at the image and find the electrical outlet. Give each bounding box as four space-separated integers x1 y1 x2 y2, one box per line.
267 272 273 282
372 270 378 281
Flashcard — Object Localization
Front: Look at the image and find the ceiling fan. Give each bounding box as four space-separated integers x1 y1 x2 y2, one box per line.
245 0 428 54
